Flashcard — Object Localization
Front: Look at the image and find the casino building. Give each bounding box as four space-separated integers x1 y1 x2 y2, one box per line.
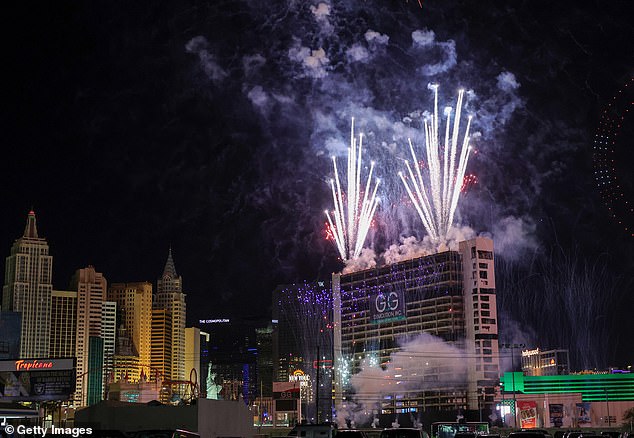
333 237 499 417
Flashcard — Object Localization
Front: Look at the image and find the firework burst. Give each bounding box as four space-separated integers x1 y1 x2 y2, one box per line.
399 85 473 242
325 118 381 260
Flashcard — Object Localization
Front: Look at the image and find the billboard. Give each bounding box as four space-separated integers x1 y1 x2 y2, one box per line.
370 288 406 324
576 402 591 426
549 403 564 427
273 381 300 412
273 381 300 399
0 358 75 401
518 400 538 429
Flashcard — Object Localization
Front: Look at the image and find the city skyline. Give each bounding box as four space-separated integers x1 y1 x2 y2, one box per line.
1 0 632 370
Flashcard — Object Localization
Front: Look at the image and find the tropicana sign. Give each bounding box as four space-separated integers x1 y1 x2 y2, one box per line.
15 359 54 371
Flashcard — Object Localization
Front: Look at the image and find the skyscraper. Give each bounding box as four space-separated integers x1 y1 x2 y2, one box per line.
71 266 108 407
101 300 117 395
50 290 77 358
332 236 499 420
185 327 201 388
2 210 53 358
154 249 186 382
151 308 172 382
108 281 152 376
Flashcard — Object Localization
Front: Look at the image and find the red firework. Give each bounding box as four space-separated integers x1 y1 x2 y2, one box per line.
461 173 478 193
324 221 335 241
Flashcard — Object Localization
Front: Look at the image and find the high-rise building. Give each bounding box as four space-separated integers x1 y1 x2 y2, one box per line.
71 266 107 407
459 237 500 411
198 318 260 404
199 330 210 398
113 324 140 383
2 210 53 358
101 300 117 392
273 281 334 422
108 281 152 376
50 290 77 358
151 308 172 382
86 336 105 406
333 237 499 419
185 327 201 388
256 326 273 398
154 249 186 383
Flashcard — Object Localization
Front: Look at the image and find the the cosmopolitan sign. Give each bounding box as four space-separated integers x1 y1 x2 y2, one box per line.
370 289 406 324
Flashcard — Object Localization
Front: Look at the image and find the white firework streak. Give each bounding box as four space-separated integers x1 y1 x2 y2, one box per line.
399 85 472 242
325 118 380 260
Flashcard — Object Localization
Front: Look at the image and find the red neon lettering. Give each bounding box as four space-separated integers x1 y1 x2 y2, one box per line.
15 360 54 371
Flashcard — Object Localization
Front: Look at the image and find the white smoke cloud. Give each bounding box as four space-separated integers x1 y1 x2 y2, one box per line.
311 2 331 19
246 85 269 109
497 71 520 92
344 333 468 426
365 29 389 45
491 215 538 260
470 71 525 140
346 44 370 63
410 29 457 76
311 2 333 34
382 226 476 264
185 36 228 83
342 247 377 273
411 29 435 47
288 39 330 78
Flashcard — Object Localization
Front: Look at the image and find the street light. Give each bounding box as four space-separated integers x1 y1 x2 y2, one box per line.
500 343 525 428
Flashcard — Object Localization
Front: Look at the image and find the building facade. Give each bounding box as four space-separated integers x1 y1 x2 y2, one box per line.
101 300 117 393
50 290 77 358
333 237 499 421
185 327 201 391
151 308 172 382
499 371 634 427
273 281 334 422
71 266 108 407
2 210 53 358
459 237 500 411
113 325 141 383
154 249 186 383
521 348 570 376
108 281 152 376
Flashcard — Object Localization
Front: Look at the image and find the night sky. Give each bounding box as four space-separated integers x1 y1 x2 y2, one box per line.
1 1 632 367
